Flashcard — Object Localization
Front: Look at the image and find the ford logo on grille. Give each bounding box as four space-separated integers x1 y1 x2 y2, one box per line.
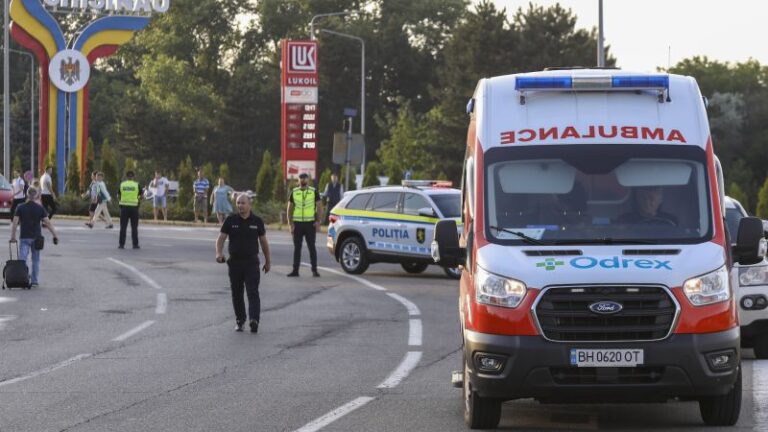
589 301 623 315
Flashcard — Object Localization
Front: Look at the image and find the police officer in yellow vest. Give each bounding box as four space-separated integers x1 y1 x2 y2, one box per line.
287 173 323 277
117 171 144 249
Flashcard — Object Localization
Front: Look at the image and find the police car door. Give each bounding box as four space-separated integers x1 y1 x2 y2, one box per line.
367 192 405 254
402 192 437 258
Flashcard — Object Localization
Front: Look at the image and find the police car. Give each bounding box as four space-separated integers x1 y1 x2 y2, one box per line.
327 181 462 278
725 196 768 358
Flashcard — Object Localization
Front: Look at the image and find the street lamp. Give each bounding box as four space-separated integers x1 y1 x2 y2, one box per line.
4 0 10 177
2 48 35 177
317 29 366 182
309 11 357 41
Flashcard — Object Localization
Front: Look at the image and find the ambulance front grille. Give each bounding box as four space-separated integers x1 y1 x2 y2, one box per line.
533 285 678 342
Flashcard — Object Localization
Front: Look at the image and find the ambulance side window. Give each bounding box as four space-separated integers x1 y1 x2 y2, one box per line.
403 193 432 216
346 193 371 210
369 192 401 214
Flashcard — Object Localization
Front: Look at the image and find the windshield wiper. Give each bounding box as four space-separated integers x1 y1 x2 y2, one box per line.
488 226 545 245
553 238 658 245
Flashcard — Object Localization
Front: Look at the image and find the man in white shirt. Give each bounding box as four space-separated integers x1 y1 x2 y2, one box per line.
149 170 169 222
39 166 57 218
10 170 26 217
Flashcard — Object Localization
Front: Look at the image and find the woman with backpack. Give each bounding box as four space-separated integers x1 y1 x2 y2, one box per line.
85 172 114 229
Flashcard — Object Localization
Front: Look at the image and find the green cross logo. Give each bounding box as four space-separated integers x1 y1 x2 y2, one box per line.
536 258 564 271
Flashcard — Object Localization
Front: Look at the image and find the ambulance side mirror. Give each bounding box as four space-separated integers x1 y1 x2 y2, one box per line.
432 220 465 267
734 217 767 265
418 207 436 218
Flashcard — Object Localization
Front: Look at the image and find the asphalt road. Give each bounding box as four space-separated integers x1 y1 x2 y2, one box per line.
0 219 765 431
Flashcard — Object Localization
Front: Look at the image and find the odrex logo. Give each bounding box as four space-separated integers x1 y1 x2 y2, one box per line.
536 258 564 271
570 256 672 270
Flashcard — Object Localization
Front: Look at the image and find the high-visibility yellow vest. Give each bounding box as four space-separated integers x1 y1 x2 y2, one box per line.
119 180 140 206
292 187 317 222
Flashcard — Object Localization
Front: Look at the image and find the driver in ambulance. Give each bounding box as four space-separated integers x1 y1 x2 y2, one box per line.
618 186 678 226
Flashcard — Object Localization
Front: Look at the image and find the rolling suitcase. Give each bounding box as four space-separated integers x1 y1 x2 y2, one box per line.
3 242 30 290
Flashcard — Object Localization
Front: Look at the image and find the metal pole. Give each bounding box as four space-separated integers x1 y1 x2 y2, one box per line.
4 0 10 177
360 39 365 179
344 117 352 192
29 54 33 177
597 0 605 67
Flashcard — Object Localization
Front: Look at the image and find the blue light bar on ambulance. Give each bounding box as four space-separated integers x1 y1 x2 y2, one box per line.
515 74 669 91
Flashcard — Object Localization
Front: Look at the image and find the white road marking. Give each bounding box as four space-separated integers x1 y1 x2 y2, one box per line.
107 258 162 290
753 359 768 429
0 315 17 330
307 264 387 291
386 292 421 316
112 320 156 342
156 293 167 314
292 396 375 432
0 296 17 304
377 351 423 389
0 353 91 388
409 319 422 346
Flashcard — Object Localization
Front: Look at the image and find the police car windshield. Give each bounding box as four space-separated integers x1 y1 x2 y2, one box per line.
431 194 461 218
485 145 712 245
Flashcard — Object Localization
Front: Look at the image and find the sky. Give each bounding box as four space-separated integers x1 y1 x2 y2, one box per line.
492 0 768 72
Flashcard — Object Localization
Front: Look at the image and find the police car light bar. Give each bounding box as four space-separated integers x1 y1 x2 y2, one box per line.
515 74 670 104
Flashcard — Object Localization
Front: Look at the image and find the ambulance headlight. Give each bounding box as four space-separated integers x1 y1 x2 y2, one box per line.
739 265 768 287
683 266 730 306
475 267 527 308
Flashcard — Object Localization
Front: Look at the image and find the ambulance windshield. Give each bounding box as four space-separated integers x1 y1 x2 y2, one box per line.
485 145 712 245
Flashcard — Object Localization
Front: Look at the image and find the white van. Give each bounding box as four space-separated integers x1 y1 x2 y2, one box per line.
432 69 767 429
724 196 768 358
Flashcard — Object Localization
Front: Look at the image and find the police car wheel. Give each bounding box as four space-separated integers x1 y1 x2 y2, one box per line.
339 237 369 274
443 266 462 280
401 262 429 274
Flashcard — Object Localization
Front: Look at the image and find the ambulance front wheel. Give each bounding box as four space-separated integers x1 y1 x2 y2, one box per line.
401 262 429 274
443 266 462 280
339 237 369 274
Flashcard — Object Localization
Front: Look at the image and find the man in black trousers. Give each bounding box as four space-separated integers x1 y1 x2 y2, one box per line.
286 173 322 277
117 171 144 249
216 193 272 333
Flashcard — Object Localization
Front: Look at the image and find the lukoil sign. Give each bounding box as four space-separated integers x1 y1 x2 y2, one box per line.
537 256 673 270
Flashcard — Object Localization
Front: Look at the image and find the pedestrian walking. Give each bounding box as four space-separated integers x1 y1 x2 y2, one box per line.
82 172 98 221
287 173 322 277
211 177 234 224
117 171 144 249
215 193 271 333
86 172 113 229
9 187 59 287
40 166 57 218
10 170 26 217
149 170 169 222
193 169 210 224
321 173 344 225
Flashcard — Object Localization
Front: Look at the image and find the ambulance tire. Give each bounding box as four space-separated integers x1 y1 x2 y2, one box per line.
698 367 741 426
753 335 768 359
401 262 429 274
443 266 462 280
463 357 502 429
339 236 369 275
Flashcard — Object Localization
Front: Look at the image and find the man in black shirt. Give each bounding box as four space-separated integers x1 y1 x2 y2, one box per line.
10 187 59 287
215 193 272 332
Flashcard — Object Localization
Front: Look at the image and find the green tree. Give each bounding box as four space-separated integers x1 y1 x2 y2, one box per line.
757 178 768 219
273 159 286 202
177 155 195 209
65 152 81 193
728 183 750 212
85 138 96 182
218 163 231 183
123 157 137 176
362 162 381 187
100 140 120 198
318 168 332 195
202 162 215 185
12 154 22 176
255 150 274 201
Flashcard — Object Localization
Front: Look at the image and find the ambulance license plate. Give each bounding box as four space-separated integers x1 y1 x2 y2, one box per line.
570 349 644 367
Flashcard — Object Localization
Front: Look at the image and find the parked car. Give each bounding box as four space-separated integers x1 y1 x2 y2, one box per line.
0 174 13 219
725 196 768 358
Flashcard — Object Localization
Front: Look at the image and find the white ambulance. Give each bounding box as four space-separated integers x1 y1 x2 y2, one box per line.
431 69 767 429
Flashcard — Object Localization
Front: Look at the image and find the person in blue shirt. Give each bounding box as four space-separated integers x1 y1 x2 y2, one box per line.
193 169 210 225
10 188 59 287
